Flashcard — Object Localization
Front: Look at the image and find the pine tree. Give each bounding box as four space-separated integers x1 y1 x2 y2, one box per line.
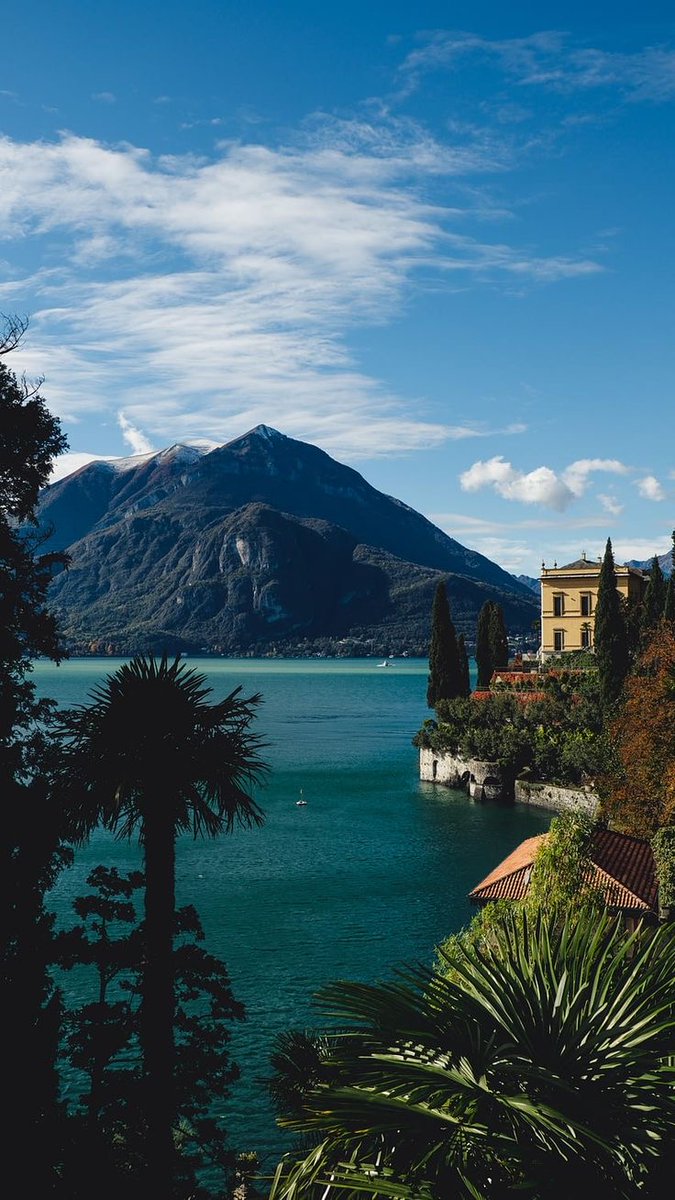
457 633 471 698
426 581 461 707
594 538 628 707
475 601 494 689
488 603 509 672
641 555 666 637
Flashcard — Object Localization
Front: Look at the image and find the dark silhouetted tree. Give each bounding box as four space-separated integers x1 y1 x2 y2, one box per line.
475 601 508 687
665 576 675 625
0 319 70 1194
54 657 268 1199
56 866 247 1199
488 602 509 671
594 538 629 708
665 532 675 626
475 601 493 688
457 633 470 698
426 581 461 707
641 555 667 638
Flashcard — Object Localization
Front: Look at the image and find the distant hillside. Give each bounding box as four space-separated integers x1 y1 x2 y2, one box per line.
40 426 538 656
515 574 540 594
626 549 673 577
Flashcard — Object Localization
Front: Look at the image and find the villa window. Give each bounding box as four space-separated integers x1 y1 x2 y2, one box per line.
581 593 592 617
554 629 565 652
553 594 564 617
580 625 592 649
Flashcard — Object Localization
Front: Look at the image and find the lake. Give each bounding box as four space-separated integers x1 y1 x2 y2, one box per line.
36 656 551 1169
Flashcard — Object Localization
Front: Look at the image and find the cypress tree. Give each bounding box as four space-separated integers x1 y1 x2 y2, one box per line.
426 581 461 707
594 537 629 707
664 577 675 625
624 592 643 660
488 602 509 671
666 531 675 626
457 633 471 698
641 555 666 637
475 601 493 689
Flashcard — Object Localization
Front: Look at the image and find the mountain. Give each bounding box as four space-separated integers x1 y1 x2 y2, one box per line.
625 550 673 577
40 426 538 656
515 574 540 594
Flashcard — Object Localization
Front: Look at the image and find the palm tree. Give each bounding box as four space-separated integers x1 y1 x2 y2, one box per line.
269 908 675 1200
55 654 268 1196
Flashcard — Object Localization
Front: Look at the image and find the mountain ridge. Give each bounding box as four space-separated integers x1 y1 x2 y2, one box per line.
40 425 538 655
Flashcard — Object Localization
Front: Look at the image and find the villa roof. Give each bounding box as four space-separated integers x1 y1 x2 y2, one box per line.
559 557 599 571
469 828 658 914
545 557 645 576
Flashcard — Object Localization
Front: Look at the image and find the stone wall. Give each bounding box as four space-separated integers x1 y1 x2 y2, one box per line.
419 748 598 813
419 748 506 801
514 779 598 816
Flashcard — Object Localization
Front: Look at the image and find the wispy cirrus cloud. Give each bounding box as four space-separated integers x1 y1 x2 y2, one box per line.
459 455 628 511
427 508 622 573
400 31 675 104
0 124 601 459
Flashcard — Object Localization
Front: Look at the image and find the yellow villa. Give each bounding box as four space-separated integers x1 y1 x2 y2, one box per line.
539 552 646 659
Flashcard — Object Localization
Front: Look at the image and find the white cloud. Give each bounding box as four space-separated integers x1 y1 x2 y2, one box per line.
637 474 666 501
562 458 629 496
118 412 154 455
0 128 601 458
92 92 117 104
460 455 629 511
460 456 573 510
598 493 623 517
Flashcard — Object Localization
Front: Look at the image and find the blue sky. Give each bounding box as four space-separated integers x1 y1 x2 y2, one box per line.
2 1 673 574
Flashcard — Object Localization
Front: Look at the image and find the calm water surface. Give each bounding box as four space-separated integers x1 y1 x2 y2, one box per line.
36 657 551 1167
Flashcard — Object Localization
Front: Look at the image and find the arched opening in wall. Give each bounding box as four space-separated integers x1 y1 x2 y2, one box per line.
483 776 501 800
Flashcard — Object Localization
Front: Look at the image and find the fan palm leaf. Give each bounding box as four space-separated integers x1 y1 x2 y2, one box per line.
269 908 675 1200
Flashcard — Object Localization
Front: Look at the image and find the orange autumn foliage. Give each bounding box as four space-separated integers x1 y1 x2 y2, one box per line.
603 624 675 837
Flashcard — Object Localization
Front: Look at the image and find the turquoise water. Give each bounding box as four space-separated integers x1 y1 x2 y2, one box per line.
36 657 551 1169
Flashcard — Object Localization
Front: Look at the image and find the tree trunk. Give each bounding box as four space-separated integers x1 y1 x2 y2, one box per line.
142 803 176 1196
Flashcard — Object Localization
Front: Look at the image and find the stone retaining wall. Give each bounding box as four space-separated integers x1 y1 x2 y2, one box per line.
514 779 598 816
419 748 598 813
419 748 506 801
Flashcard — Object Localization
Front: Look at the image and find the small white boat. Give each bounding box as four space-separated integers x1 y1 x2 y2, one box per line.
296 789 308 806
378 659 390 667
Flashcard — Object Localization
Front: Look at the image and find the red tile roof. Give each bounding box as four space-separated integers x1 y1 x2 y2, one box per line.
469 828 658 914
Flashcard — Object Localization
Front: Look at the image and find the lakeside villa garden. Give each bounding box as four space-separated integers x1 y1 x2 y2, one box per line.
3 323 675 1198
